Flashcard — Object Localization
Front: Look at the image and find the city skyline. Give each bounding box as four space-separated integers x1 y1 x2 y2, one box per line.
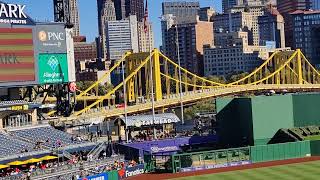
4 0 221 48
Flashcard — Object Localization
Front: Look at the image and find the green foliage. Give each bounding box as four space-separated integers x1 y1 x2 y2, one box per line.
76 81 114 96
184 100 215 120
228 72 250 83
207 75 226 84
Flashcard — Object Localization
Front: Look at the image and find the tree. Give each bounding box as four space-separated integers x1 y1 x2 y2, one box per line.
228 72 249 83
207 75 226 84
184 100 216 120
76 81 114 96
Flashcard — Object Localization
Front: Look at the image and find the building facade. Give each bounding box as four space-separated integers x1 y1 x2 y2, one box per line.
277 0 313 47
198 7 215 22
99 0 116 59
204 31 274 76
162 1 200 23
258 7 285 48
69 0 80 36
106 15 139 62
213 12 254 45
311 0 320 9
231 5 266 46
137 22 154 52
222 0 239 13
114 0 126 20
162 19 214 75
125 0 145 22
291 10 320 66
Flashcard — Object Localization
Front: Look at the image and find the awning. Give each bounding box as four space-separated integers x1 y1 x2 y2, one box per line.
0 165 9 169
115 113 180 127
7 161 26 166
39 155 58 161
24 158 41 164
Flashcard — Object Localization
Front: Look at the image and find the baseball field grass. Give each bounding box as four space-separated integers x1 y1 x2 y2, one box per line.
173 160 320 180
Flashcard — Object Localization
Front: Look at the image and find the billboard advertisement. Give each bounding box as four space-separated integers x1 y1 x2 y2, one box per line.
35 23 67 53
118 164 145 179
0 28 35 83
78 172 108 180
0 2 35 25
38 53 69 84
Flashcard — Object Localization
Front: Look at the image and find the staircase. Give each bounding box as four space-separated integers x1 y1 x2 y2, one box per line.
62 150 73 160
87 142 106 160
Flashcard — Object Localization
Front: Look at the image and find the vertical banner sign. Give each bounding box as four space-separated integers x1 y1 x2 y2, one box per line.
0 28 35 82
38 53 69 84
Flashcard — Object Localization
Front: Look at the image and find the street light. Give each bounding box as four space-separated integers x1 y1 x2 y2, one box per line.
175 24 185 125
122 58 129 143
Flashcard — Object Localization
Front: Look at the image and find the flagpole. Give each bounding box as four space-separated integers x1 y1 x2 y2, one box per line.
145 0 157 140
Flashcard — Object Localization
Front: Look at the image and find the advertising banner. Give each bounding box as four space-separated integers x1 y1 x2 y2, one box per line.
0 2 34 25
78 172 108 180
35 23 66 53
118 164 145 179
0 28 35 83
38 53 69 84
180 161 251 172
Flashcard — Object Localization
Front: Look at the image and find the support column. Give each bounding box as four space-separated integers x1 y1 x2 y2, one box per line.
297 49 303 84
30 109 37 125
153 49 163 101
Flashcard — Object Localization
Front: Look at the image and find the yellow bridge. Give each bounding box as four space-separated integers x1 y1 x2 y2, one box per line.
50 49 320 124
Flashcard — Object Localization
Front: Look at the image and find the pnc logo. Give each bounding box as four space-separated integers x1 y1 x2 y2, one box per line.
38 31 65 42
38 31 47 42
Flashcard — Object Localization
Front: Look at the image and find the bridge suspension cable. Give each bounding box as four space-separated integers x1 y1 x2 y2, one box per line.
49 49 320 120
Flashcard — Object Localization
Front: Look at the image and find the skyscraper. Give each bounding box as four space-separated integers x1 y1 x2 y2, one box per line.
258 6 285 48
69 0 80 36
231 4 266 46
222 0 238 13
125 0 145 22
162 1 200 23
291 10 320 66
105 15 139 62
277 0 312 47
161 16 213 75
311 0 320 9
137 22 154 52
222 0 273 13
53 0 80 36
114 0 126 20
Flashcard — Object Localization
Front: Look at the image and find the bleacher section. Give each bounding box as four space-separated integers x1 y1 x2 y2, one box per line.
269 126 320 144
0 125 94 161
11 126 83 148
0 133 35 158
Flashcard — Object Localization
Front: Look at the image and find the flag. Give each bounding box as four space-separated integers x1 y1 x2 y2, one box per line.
144 0 148 33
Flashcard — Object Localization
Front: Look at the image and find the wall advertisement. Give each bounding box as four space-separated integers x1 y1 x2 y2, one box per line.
78 172 108 180
38 53 69 84
118 164 145 179
35 23 67 53
180 160 251 172
0 2 35 25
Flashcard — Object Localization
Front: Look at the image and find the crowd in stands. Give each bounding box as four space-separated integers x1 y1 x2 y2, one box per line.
0 152 130 180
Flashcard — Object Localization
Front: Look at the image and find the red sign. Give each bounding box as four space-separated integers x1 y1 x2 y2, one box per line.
0 28 35 82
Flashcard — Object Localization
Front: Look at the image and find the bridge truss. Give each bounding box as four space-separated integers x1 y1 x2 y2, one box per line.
50 49 320 124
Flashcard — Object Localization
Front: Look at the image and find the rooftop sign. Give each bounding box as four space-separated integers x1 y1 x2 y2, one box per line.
0 2 34 25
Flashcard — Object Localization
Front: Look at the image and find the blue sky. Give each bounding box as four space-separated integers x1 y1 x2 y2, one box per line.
4 0 222 47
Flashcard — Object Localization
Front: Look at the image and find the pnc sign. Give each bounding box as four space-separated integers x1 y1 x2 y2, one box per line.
38 31 65 42
36 24 67 53
0 3 32 25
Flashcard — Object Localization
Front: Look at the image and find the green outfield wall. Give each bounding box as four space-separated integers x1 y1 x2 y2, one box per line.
216 93 320 147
